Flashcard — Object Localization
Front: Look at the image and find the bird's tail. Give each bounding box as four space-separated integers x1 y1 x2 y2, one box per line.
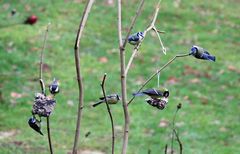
203 54 216 62
132 92 144 97
39 131 44 136
92 100 104 107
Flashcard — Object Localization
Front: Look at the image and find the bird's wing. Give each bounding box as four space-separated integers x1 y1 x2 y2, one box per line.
203 51 210 55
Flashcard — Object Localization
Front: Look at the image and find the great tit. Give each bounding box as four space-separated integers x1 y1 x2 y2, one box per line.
93 94 121 107
133 88 169 99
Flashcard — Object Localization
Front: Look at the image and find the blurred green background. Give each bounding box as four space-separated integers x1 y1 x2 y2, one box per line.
0 0 239 154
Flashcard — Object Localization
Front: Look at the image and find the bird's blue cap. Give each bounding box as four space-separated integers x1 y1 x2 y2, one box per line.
28 117 36 123
190 46 198 55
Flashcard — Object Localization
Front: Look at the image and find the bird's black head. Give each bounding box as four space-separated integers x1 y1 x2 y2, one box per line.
28 117 36 124
163 90 169 98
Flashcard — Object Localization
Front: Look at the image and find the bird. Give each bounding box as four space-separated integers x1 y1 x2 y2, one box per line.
133 88 169 99
92 94 121 107
49 78 59 95
146 97 168 110
190 45 216 62
128 32 145 45
28 116 43 136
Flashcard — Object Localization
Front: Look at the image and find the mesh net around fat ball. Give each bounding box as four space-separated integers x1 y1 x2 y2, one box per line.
146 98 168 110
32 93 56 117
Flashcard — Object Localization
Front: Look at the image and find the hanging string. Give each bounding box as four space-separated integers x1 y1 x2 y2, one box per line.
157 70 160 88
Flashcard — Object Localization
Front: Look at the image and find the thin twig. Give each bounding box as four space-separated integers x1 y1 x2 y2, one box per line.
39 23 50 94
125 0 163 75
128 53 190 106
122 0 145 48
164 144 168 154
39 79 46 95
118 0 130 154
101 73 115 154
171 103 182 154
152 26 166 54
47 117 53 154
171 110 178 154
173 129 183 154
72 0 95 153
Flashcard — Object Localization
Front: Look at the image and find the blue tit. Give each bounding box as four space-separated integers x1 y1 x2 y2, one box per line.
133 88 169 99
190 45 216 62
49 78 59 95
28 116 43 136
146 97 168 110
128 32 144 45
93 94 121 107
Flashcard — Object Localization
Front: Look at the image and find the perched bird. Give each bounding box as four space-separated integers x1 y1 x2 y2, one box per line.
28 116 43 136
93 94 121 107
190 45 216 62
49 78 59 95
128 32 144 45
24 15 38 25
146 97 168 110
133 88 169 99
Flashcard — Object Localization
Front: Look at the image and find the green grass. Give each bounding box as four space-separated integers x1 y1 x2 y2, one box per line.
0 0 239 154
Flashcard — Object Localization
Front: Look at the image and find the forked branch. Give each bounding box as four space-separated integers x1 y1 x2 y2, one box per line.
125 0 165 74
72 0 95 153
100 73 115 154
128 53 190 106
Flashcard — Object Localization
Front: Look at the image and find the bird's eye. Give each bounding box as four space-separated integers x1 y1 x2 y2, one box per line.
163 91 169 97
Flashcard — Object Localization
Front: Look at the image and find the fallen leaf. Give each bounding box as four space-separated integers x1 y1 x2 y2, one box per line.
183 65 201 77
143 128 154 137
105 0 114 6
24 4 31 11
175 121 185 127
167 76 180 85
135 76 145 85
3 3 10 10
228 65 240 74
200 97 208 105
0 130 19 140
69 150 105 154
67 100 74 107
219 127 227 132
190 78 201 84
42 63 51 72
11 92 23 99
12 141 23 146
158 119 169 128
98 57 108 63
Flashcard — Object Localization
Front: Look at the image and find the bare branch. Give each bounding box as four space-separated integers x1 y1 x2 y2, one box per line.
128 53 190 106
173 129 183 154
125 0 163 75
152 26 166 54
164 144 168 154
39 23 50 94
100 73 115 154
118 0 130 154
171 103 182 154
72 0 95 153
47 117 53 154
